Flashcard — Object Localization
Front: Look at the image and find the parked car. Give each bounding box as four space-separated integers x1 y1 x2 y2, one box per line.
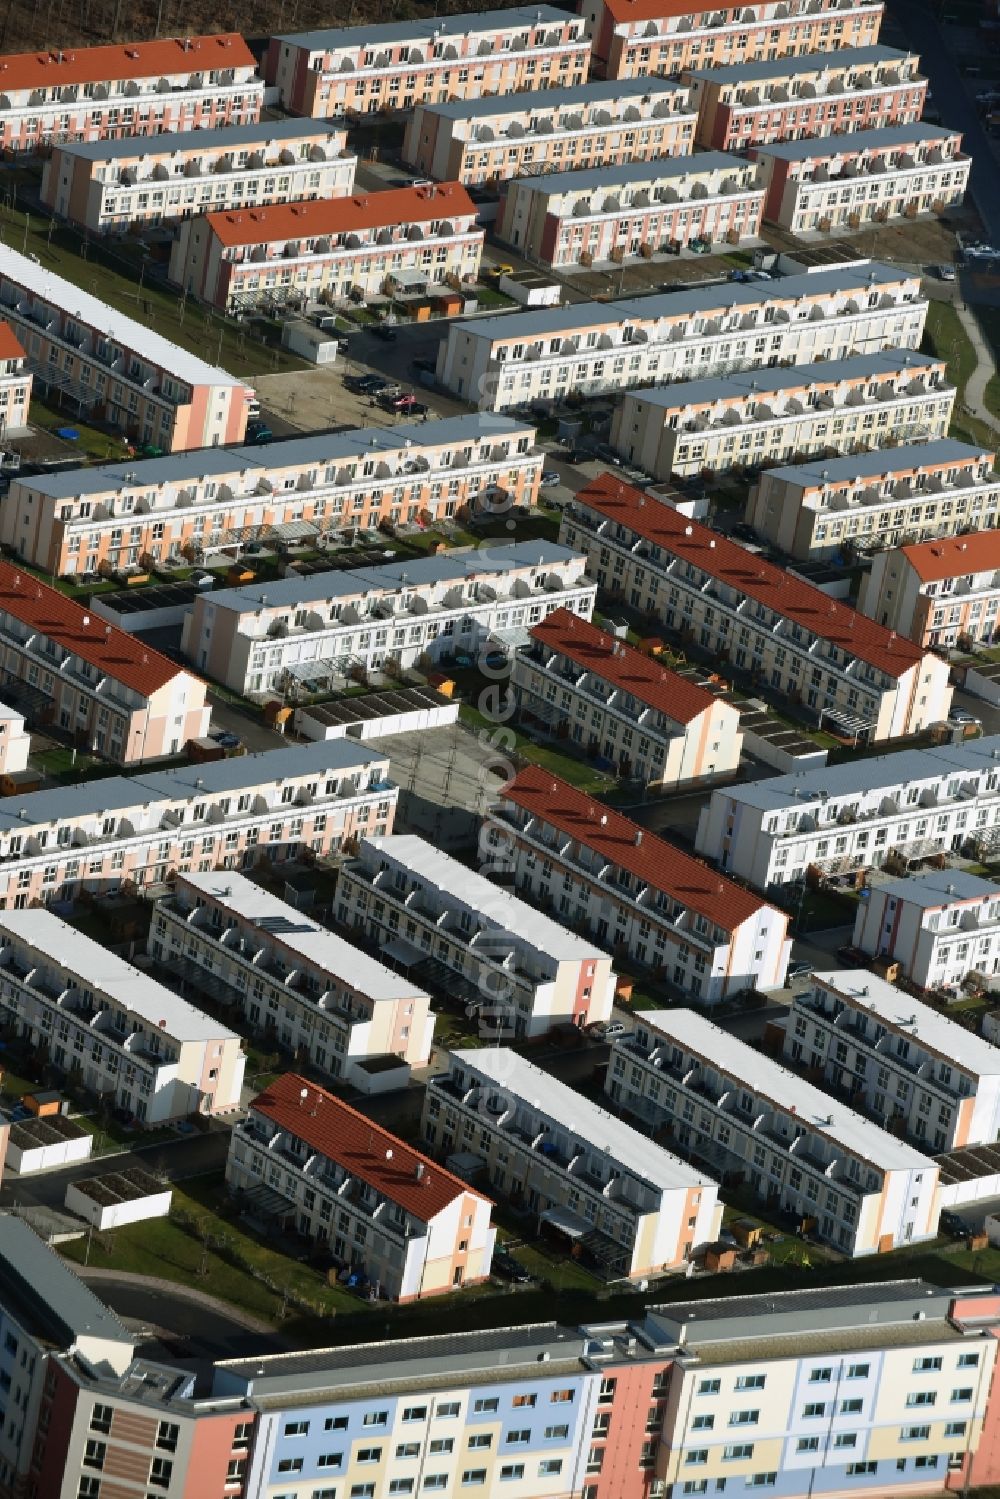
949 707 981 727
352 374 390 394
594 442 622 466
209 730 241 750
245 423 272 444
540 470 561 487
731 521 758 543
372 323 398 342
940 1210 973 1239
492 1249 532 1283
411 356 437 374
389 393 418 411
786 960 812 980
935 263 957 281
405 401 429 417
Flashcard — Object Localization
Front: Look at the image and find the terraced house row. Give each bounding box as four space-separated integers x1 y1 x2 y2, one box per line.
0 413 541 578
436 260 927 411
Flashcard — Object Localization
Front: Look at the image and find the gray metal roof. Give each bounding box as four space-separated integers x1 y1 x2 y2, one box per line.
509 150 748 197
683 43 915 84
449 260 910 343
274 5 576 52
763 439 992 487
753 121 957 160
51 117 345 163
0 1215 131 1351
867 868 999 909
648 1280 953 1347
14 414 532 500
415 74 684 121
628 349 940 409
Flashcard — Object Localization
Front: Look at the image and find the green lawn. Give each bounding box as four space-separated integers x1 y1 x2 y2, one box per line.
460 703 616 794
27 395 123 462
922 300 1000 449
0 1069 36 1100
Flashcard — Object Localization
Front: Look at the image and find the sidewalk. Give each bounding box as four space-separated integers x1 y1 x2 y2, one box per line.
956 302 1000 431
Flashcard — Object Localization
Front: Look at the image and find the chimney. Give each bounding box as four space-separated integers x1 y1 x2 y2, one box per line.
415 1162 425 1181
634 830 643 846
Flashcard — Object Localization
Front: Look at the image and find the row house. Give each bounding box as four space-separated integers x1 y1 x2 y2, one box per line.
858 530 1000 648
0 245 252 453
1 413 540 580
752 122 970 232
496 153 764 268
228 1073 494 1300
152 869 435 1084
0 323 30 435
693 734 1000 890
784 968 1000 1151
607 1008 939 1256
683 44 927 152
0 702 29 776
581 0 884 81
181 539 592 698
401 77 696 187
0 32 262 154
0 908 244 1124
511 606 743 788
169 182 482 313
337 833 616 1038
265 7 590 118
40 118 356 237
0 737 396 912
423 1047 722 1278
610 349 954 479
560 474 954 742
435 260 928 410
746 439 999 561
481 766 792 1001
851 870 1000 997
0 561 209 762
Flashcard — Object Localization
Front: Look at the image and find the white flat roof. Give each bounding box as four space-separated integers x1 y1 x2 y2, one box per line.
450 1047 716 1194
0 244 244 389
363 834 610 962
873 868 999 910
176 870 428 1004
638 1009 935 1172
812 970 1000 1081
0 908 239 1043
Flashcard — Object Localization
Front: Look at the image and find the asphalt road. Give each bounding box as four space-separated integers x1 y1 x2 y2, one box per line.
78 1277 288 1359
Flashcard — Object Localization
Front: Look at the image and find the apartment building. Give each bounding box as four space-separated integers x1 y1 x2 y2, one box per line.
655 1281 1000 1499
152 870 435 1084
610 350 953 479
511 607 742 788
40 118 356 236
0 738 396 912
0 32 262 154
683 45 927 152
0 702 29 776
582 0 885 81
338 833 616 1038
694 736 1000 891
560 474 953 742
0 245 252 454
482 766 792 1001
169 182 482 313
435 260 928 410
0 323 30 436
608 1009 939 1256
852 870 1000 996
1 414 540 580
859 531 1000 648
746 440 999 561
785 969 1000 1151
496 154 764 268
401 77 696 187
265 7 590 118
753 123 971 232
423 1048 722 1277
182 540 592 699
229 1073 494 1300
0 908 245 1123
0 561 208 762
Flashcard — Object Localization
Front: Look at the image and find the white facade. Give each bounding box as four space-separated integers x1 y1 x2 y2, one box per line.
858 532 1000 648
435 261 927 411
4 1120 92 1175
152 869 435 1085
64 1176 172 1230
607 1009 940 1257
695 736 1000 891
784 969 1000 1153
853 870 1000 996
0 703 29 777
337 833 616 1038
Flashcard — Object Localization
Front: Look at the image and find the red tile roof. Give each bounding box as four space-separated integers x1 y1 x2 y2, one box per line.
574 473 927 680
0 323 25 363
528 606 719 726
0 564 193 698
206 183 477 248
604 0 762 24
0 33 255 91
901 530 1000 584
251 1073 489 1222
501 765 779 934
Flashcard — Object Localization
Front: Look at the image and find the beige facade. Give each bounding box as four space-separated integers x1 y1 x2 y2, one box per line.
41 119 355 236
746 439 999 561
266 6 590 118
859 531 1000 648
611 350 953 479
401 77 695 186
153 870 435 1084
0 322 31 436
